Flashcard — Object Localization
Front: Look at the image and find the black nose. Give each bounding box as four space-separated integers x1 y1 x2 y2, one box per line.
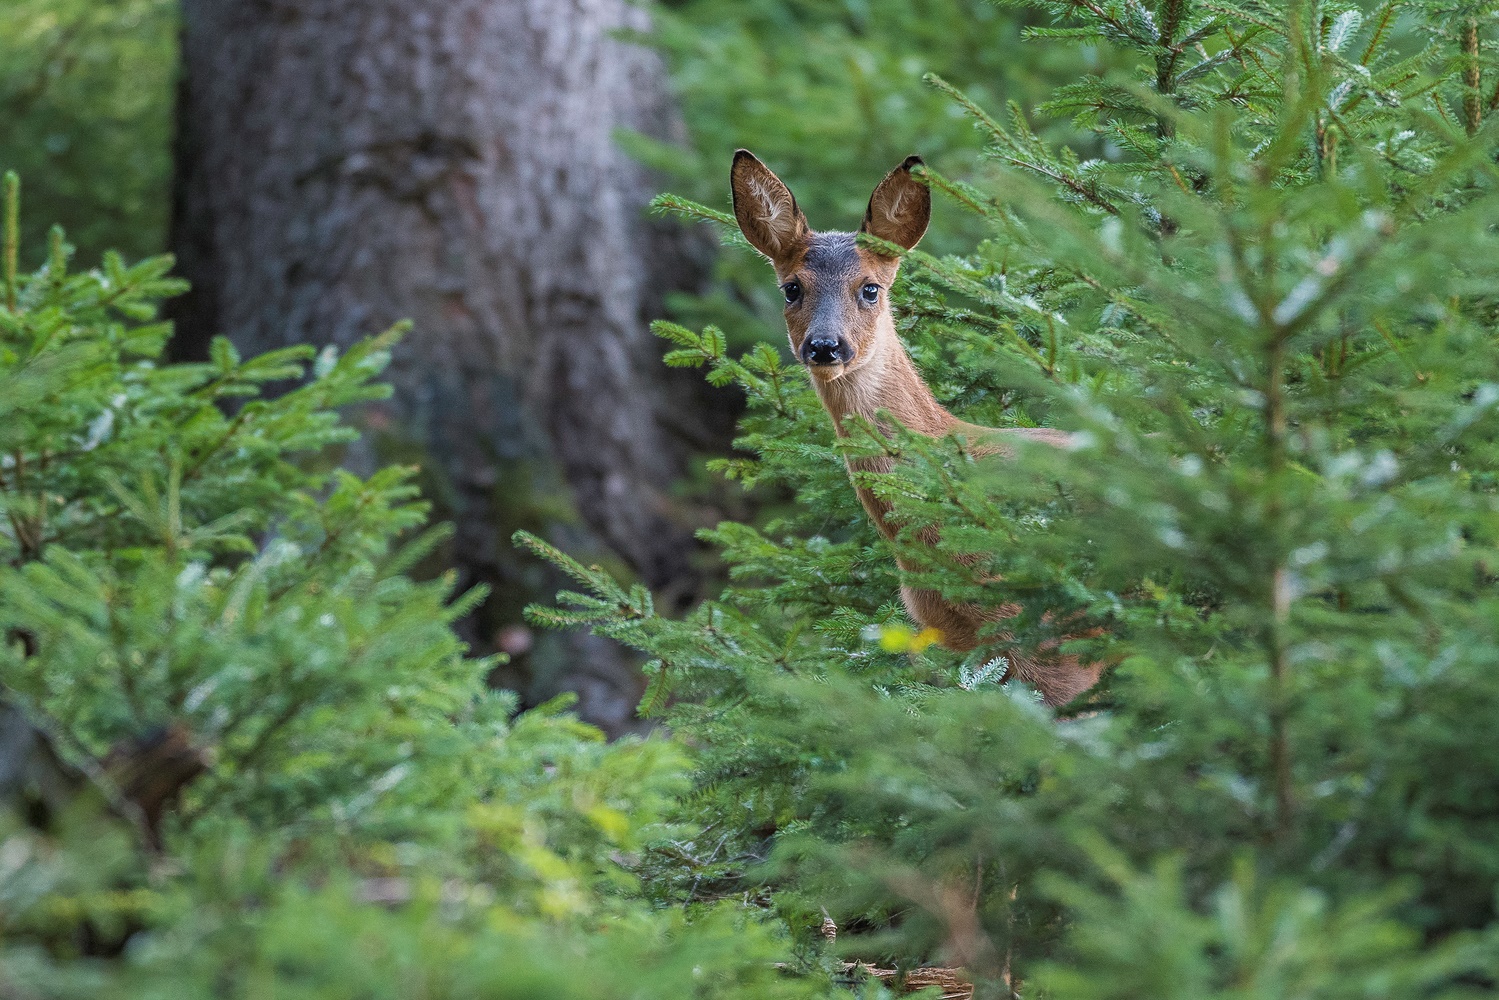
801 336 843 366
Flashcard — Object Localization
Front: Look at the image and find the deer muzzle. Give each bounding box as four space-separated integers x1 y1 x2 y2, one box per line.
801 334 849 366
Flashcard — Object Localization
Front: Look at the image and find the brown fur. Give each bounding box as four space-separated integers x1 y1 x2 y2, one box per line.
731 150 1102 707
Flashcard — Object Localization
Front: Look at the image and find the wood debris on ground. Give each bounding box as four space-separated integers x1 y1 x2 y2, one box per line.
836 962 973 999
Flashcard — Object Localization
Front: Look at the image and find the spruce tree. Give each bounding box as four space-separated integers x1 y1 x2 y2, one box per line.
0 175 831 998
527 0 1499 993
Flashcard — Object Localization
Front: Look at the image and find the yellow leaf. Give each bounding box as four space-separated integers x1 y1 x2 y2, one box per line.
910 628 943 653
877 624 943 654
878 624 915 652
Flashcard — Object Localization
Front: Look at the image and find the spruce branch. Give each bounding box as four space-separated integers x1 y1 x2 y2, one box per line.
925 73 1010 146
46 225 66 289
649 193 757 254
3 171 17 312
1462 16 1482 135
1360 1 1397 67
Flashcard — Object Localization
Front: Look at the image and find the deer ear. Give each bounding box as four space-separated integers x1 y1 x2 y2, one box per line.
861 155 930 253
731 150 808 265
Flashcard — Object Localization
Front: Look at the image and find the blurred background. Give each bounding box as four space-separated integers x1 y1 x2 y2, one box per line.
0 0 1094 734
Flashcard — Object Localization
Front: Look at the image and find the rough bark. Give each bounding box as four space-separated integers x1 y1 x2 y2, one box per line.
169 0 728 734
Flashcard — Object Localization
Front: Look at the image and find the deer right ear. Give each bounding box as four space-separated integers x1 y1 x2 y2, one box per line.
861 155 930 253
731 150 808 265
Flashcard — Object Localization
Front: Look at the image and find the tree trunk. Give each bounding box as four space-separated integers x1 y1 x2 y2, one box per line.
169 0 728 734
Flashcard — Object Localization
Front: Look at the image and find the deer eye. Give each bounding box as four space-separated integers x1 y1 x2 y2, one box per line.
860 283 880 304
782 280 802 304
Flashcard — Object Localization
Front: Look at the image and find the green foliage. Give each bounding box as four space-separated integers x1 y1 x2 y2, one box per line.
0 192 832 997
527 0 1499 993
644 0 1066 230
0 0 176 263
641 0 1107 349
1033 850 1482 999
15 0 1499 993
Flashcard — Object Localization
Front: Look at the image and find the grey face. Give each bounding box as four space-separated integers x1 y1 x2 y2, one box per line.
802 232 861 273
781 232 889 368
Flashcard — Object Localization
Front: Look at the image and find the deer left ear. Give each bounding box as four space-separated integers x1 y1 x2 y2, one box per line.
861 155 930 253
731 149 809 265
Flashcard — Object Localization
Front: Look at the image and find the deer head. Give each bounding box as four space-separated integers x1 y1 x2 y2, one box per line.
730 150 930 384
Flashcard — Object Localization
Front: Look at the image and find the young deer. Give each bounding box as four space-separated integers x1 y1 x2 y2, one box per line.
730 150 1101 707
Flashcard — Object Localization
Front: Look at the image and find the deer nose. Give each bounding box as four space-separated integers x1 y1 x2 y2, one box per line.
801 335 845 366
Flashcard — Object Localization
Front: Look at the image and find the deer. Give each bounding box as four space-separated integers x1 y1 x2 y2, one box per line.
730 150 1102 707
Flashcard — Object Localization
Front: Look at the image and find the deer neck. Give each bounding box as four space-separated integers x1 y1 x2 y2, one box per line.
810 324 956 544
812 325 956 443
